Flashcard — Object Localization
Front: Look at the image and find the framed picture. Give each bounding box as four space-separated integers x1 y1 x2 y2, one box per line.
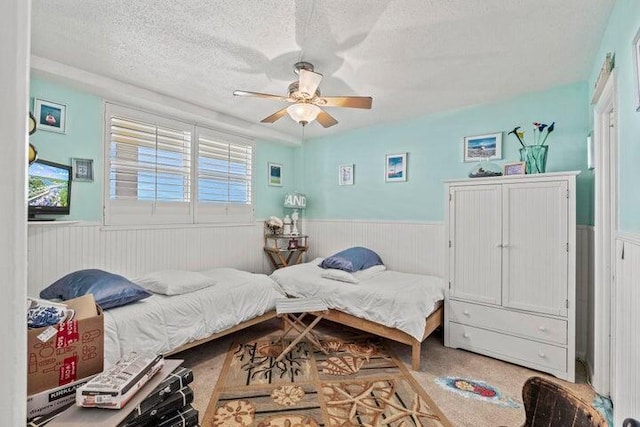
34 98 67 134
339 164 354 185
72 158 94 182
463 132 502 162
503 161 526 176
634 27 640 111
385 153 407 182
268 162 282 186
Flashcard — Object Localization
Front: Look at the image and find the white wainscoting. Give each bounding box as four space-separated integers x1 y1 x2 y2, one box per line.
27 219 594 362
613 233 640 423
304 220 445 277
27 221 270 296
576 225 594 361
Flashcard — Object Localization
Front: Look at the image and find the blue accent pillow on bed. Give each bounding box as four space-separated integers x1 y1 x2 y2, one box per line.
319 247 384 272
40 269 152 310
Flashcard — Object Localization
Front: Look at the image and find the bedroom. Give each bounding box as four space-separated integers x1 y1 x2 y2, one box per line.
3 0 640 425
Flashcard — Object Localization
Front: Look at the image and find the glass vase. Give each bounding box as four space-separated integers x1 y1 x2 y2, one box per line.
519 145 549 174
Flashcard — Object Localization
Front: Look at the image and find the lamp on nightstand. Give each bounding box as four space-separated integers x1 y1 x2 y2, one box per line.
284 192 307 235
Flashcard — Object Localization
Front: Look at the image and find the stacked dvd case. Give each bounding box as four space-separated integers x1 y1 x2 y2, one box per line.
77 352 165 409
118 366 196 427
27 362 198 426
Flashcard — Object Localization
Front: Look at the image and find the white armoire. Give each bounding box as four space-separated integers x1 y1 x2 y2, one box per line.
444 172 578 382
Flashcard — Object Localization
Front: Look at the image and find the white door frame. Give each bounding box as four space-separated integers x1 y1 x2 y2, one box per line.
0 0 30 422
592 69 618 396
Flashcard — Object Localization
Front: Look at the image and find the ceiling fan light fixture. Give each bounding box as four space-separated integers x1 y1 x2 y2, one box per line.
286 103 321 126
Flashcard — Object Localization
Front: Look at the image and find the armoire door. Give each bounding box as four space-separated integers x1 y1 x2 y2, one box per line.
449 185 502 304
501 181 569 316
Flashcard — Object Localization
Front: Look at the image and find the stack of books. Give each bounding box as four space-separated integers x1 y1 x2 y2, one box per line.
77 352 165 409
117 365 197 427
27 355 198 427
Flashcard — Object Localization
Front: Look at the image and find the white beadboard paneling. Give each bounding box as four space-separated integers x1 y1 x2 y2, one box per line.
27 222 269 296
613 233 640 424
304 219 444 276
26 219 593 368
576 225 593 361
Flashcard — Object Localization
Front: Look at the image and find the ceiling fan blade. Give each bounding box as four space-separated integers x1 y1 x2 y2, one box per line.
318 96 373 109
233 90 290 102
316 110 338 128
260 107 289 124
298 69 323 98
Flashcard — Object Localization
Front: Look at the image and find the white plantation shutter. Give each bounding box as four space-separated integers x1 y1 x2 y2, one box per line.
105 104 193 225
104 103 254 226
196 128 254 224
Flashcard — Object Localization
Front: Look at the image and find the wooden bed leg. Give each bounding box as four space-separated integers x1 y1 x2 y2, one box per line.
412 342 421 371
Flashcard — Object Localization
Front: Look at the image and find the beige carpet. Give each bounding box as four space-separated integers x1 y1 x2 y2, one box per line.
176 319 596 427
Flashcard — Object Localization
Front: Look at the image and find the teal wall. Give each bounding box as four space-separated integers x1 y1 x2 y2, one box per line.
254 141 296 219
29 76 297 222
589 0 640 233
30 77 103 220
299 82 592 224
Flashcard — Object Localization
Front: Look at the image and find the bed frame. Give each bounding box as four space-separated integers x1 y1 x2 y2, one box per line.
165 310 278 356
319 303 444 370
164 304 443 371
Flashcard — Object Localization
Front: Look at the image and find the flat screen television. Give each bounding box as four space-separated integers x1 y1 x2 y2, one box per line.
28 159 72 220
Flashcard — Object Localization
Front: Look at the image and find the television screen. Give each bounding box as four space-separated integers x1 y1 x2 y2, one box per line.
28 159 72 218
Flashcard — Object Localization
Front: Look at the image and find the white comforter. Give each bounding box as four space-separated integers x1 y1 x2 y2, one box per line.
103 268 283 365
270 258 445 342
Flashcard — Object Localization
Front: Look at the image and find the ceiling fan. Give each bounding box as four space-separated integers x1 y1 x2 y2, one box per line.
233 62 372 128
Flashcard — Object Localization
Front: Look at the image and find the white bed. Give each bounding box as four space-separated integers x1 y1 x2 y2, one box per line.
270 258 445 369
103 268 283 365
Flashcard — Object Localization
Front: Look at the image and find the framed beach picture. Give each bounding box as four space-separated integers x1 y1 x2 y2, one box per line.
385 153 407 182
463 132 502 162
34 98 67 134
268 162 282 186
339 164 354 185
503 161 526 176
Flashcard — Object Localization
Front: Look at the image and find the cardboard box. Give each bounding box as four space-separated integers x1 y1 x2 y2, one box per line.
27 374 97 420
27 294 104 395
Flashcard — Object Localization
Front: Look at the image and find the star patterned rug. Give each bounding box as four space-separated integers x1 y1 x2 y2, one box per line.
201 336 452 426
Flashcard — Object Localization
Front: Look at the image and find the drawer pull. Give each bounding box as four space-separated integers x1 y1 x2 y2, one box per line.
463 310 470 316
538 326 547 332
463 332 470 339
538 351 547 358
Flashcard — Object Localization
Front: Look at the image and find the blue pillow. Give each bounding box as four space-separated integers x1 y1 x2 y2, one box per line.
40 269 151 310
319 247 384 272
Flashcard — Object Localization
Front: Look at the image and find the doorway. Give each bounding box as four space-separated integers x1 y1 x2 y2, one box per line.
591 70 617 398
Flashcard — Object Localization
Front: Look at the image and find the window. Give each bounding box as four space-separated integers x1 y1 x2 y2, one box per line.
195 128 253 224
104 103 254 225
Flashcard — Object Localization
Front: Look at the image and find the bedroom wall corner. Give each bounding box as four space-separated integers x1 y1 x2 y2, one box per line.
1 0 29 422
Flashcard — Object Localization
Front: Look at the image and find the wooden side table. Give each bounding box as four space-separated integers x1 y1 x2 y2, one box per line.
264 234 308 269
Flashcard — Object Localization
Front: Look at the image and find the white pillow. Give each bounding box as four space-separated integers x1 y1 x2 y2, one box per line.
320 269 359 284
353 264 386 280
134 270 215 295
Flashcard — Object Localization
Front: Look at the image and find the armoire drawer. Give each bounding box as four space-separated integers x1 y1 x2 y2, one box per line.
449 322 567 372
448 299 567 345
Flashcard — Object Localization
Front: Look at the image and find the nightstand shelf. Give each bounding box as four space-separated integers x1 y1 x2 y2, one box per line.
264 234 308 269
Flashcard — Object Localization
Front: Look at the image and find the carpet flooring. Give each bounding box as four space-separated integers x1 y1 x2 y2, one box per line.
176 319 597 427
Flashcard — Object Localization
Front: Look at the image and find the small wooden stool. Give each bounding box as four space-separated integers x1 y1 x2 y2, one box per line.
275 297 329 362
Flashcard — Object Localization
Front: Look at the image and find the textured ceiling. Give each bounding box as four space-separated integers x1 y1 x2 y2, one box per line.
31 0 615 141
